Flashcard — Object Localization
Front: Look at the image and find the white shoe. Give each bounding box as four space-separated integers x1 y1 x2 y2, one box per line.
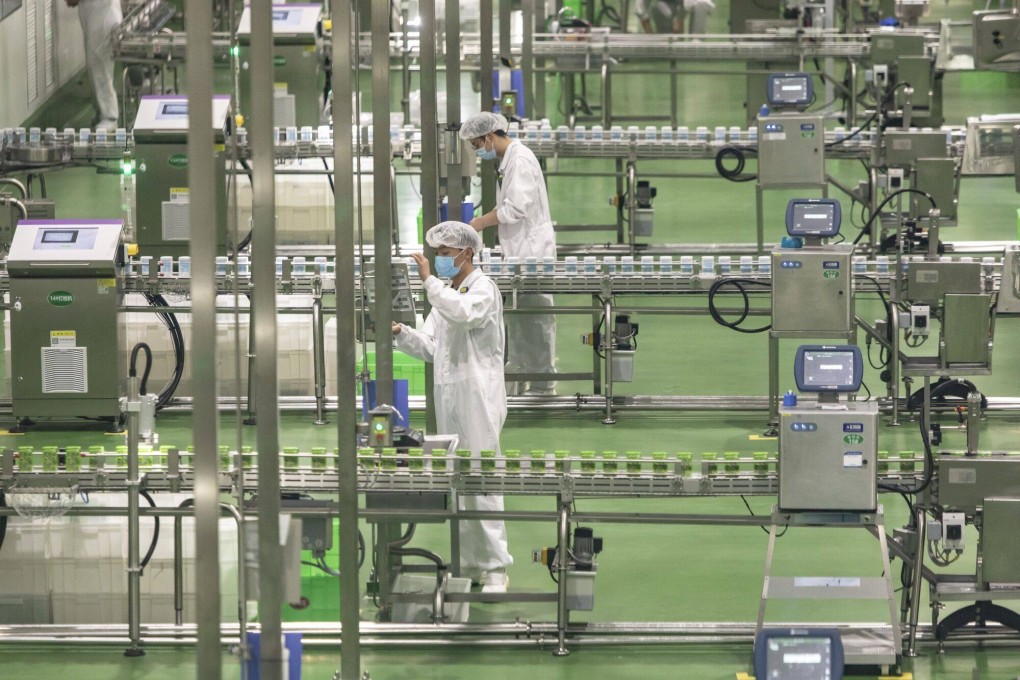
505 381 530 396
97 119 118 131
481 570 509 594
523 386 556 397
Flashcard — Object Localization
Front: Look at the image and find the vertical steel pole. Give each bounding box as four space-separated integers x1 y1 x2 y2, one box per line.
124 375 143 657
372 0 394 406
251 0 282 676
333 2 361 677
446 0 463 210
420 0 439 434
522 0 534 120
185 0 221 673
480 0 496 242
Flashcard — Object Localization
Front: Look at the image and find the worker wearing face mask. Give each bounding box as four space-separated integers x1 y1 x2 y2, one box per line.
392 221 512 592
65 0 122 129
462 111 557 397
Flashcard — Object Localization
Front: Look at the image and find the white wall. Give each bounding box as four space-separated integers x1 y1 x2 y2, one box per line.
0 0 84 127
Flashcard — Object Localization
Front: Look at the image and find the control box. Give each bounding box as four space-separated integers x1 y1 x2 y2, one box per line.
771 245 854 338
779 401 878 512
757 114 825 188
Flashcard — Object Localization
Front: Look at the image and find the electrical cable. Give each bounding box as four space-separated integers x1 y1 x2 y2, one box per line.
129 342 153 396
741 496 787 537
708 278 772 333
714 146 757 182
322 157 334 195
852 188 936 246
878 407 934 496
139 490 160 572
143 294 185 410
0 491 7 554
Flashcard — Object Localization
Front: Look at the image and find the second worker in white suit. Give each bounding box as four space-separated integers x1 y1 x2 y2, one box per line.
462 112 557 396
392 221 512 592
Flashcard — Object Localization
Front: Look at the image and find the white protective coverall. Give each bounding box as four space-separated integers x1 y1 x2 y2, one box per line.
393 269 512 576
496 139 557 393
78 0 122 128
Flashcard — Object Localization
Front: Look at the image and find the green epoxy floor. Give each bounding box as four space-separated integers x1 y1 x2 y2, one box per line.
4 0 1020 677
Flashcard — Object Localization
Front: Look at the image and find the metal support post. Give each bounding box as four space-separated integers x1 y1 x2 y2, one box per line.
905 378 931 656
480 0 497 248
445 0 463 211
372 0 394 406
251 0 283 675
626 161 637 255
614 159 625 244
602 296 616 425
245 319 257 424
601 61 611 128
755 183 765 255
522 0 534 120
420 0 439 435
124 374 144 658
906 501 927 656
332 0 361 676
185 0 221 670
889 300 901 426
766 335 779 436
553 498 571 656
312 283 327 425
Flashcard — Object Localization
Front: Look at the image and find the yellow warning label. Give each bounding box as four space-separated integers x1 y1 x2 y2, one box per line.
748 434 777 441
97 278 116 294
50 331 77 347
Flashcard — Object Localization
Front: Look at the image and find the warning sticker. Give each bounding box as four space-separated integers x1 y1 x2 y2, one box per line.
169 188 189 203
50 331 77 347
97 278 116 294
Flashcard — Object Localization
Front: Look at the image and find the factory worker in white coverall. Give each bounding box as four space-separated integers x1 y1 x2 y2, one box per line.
392 221 512 592
462 112 557 397
66 0 122 129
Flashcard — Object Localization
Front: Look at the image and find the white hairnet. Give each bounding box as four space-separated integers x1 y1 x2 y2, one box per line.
426 221 483 252
459 112 509 140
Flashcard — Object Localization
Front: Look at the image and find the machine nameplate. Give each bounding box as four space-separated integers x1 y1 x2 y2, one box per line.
843 423 864 432
947 467 977 484
844 452 864 467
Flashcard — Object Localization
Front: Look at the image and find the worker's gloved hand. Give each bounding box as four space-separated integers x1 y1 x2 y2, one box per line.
410 252 431 282
391 322 402 336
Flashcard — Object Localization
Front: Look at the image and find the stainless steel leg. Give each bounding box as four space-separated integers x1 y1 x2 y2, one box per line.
125 374 144 658
602 297 616 425
553 499 571 657
311 291 327 425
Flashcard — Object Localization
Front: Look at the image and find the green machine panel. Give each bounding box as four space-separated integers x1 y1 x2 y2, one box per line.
6 220 124 421
237 4 323 128
132 96 231 257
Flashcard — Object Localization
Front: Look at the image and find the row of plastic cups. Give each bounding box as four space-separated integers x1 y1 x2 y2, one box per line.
487 255 774 275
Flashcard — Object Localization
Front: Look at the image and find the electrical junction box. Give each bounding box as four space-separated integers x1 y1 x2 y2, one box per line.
771 246 853 338
779 401 878 512
757 114 825 188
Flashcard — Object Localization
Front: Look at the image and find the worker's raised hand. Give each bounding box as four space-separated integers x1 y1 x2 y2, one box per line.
391 321 402 336
411 252 430 281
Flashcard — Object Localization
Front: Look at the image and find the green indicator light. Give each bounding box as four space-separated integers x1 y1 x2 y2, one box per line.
231 45 240 57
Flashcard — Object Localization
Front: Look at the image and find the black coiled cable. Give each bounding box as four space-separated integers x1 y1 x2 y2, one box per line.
708 278 772 333
715 146 757 183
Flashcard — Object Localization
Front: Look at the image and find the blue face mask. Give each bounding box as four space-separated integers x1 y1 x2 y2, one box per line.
476 139 497 161
435 250 466 278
